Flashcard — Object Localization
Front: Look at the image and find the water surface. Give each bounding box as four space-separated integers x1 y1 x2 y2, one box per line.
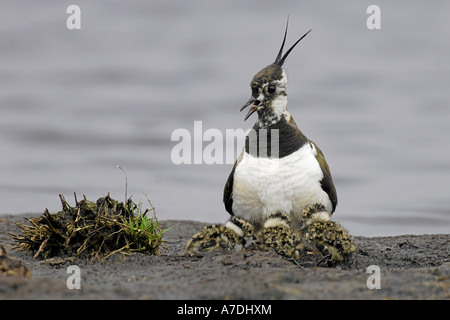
1 1 449 236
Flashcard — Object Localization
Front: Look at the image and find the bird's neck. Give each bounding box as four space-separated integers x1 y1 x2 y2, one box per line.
246 113 308 158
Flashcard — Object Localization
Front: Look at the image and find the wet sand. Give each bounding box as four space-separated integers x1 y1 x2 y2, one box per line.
0 214 448 300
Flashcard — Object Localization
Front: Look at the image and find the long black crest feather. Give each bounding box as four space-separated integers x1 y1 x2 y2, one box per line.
274 18 290 64
274 18 312 66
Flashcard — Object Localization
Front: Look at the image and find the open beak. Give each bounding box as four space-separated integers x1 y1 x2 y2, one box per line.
240 97 259 121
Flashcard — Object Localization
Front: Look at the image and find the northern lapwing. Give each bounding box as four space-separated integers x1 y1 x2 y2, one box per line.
223 21 337 230
187 21 355 262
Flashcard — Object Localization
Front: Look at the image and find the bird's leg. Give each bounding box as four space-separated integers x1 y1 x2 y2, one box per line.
316 254 332 267
282 256 305 269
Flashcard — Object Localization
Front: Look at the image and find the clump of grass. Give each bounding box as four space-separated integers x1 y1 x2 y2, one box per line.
11 193 170 262
127 197 171 252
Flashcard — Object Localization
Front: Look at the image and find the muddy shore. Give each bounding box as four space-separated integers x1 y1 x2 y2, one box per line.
0 214 448 300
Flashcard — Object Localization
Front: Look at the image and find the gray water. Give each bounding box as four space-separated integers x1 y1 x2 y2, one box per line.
1 1 449 236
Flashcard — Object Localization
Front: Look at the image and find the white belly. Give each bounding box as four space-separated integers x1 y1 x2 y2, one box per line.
232 143 332 223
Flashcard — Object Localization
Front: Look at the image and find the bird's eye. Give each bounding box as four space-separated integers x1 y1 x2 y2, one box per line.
267 85 276 94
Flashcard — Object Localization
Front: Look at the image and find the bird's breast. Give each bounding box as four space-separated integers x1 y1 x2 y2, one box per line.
232 142 332 224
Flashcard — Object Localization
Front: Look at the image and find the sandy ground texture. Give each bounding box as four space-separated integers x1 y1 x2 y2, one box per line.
0 214 449 300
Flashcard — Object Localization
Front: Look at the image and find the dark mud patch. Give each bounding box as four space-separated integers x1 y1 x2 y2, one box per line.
0 217 448 299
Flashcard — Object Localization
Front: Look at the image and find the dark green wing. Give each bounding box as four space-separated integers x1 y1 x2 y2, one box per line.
223 150 244 216
310 141 338 213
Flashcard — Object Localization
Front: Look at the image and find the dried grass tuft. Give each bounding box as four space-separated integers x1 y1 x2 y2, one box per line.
11 193 170 262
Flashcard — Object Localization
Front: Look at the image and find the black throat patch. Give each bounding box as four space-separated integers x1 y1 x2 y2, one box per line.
245 115 307 158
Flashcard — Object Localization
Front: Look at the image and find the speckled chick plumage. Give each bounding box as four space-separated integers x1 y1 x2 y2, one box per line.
256 212 304 258
186 204 356 264
302 205 356 262
186 216 254 255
